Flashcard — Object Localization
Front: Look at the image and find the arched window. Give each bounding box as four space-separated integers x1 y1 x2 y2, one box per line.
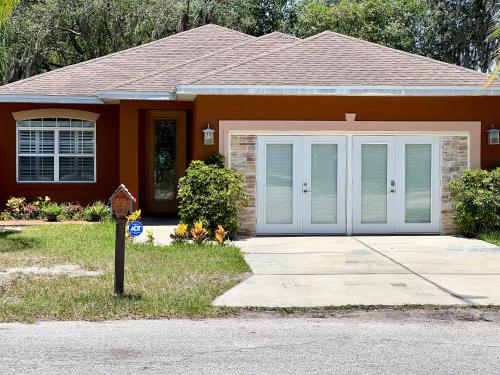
16 118 96 182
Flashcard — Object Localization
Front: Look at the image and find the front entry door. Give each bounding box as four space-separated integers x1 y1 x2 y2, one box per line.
257 136 347 234
352 135 440 233
145 110 186 216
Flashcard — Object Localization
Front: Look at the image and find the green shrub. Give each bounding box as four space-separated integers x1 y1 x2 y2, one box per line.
206 152 226 168
64 203 84 220
178 160 248 238
82 201 109 222
41 203 63 222
5 197 26 219
449 168 500 237
0 211 12 221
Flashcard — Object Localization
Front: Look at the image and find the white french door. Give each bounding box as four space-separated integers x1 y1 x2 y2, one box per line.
257 136 347 234
352 135 440 234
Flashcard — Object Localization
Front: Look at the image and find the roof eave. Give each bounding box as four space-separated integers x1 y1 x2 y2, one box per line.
0 95 105 104
175 85 500 99
99 91 176 103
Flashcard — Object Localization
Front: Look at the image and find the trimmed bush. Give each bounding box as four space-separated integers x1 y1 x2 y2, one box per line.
449 168 500 237
177 160 248 238
41 203 63 222
82 201 109 222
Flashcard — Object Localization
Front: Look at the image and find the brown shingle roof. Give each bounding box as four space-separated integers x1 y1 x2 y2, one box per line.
0 25 497 100
190 31 494 87
0 24 254 97
113 32 298 92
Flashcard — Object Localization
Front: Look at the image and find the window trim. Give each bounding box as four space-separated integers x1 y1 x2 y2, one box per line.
16 118 97 184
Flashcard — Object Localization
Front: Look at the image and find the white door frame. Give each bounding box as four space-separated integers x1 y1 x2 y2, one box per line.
395 135 441 233
352 136 397 234
257 136 302 234
302 136 347 234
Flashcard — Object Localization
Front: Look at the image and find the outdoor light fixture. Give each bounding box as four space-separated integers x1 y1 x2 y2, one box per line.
487 124 499 145
203 124 215 145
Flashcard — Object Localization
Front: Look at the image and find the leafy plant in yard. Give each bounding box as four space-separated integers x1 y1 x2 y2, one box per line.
191 221 208 244
0 211 12 221
170 223 189 243
64 203 83 220
82 201 109 222
215 225 227 246
205 152 226 168
5 197 26 219
449 168 500 237
145 229 155 245
178 160 248 238
23 203 40 219
41 203 63 222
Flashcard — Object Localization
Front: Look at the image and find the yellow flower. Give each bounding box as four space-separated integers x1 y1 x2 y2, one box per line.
177 224 188 237
193 221 203 232
215 225 226 245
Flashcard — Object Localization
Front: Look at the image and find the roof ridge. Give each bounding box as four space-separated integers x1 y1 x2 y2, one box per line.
0 24 254 92
109 30 292 90
323 30 488 78
185 31 326 85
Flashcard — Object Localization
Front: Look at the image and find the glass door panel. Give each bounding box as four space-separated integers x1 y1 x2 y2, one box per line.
265 144 293 224
396 136 440 233
302 136 347 233
405 144 431 223
361 144 388 224
154 119 177 201
257 136 302 234
352 136 396 233
311 144 337 224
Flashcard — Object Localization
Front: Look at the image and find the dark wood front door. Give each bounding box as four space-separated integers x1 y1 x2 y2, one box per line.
145 110 186 216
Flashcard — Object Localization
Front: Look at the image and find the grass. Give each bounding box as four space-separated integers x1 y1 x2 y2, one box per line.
0 222 250 322
479 232 500 246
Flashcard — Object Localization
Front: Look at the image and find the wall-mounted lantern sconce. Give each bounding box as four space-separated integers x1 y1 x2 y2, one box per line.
487 124 499 145
203 124 215 145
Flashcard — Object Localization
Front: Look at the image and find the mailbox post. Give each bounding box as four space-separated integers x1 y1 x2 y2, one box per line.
109 184 136 295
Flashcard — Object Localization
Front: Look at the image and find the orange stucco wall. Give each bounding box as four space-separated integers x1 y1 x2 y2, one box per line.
0 95 498 211
191 96 500 169
0 103 120 208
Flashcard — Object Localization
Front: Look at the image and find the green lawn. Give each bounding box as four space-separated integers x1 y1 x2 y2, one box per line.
0 223 250 322
479 232 500 246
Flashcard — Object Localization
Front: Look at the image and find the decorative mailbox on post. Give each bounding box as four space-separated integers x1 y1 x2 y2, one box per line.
109 184 136 295
110 184 136 218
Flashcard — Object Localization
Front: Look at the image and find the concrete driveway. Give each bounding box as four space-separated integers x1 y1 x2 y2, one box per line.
214 236 500 307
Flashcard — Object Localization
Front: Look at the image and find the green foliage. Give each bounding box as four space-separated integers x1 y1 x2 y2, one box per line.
0 211 12 221
449 168 500 237
41 203 63 221
206 152 226 168
290 0 498 72
5 197 26 219
178 160 248 238
82 201 109 222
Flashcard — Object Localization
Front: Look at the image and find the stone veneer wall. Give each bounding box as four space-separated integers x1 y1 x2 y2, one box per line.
229 134 470 236
440 135 469 234
229 135 257 236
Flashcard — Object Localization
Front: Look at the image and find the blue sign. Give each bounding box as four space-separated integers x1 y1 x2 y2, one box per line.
128 221 144 237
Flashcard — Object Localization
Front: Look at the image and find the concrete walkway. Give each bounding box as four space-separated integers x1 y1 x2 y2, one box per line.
214 236 500 307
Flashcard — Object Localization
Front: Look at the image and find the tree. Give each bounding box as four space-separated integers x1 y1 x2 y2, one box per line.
0 0 17 25
422 0 498 72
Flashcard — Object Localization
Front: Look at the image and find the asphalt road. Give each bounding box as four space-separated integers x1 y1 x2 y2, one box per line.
1 316 500 375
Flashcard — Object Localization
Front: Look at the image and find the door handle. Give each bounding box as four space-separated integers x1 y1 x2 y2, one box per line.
389 189 396 193
303 189 311 193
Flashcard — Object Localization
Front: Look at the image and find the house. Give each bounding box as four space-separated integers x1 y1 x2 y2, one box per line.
0 24 498 235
